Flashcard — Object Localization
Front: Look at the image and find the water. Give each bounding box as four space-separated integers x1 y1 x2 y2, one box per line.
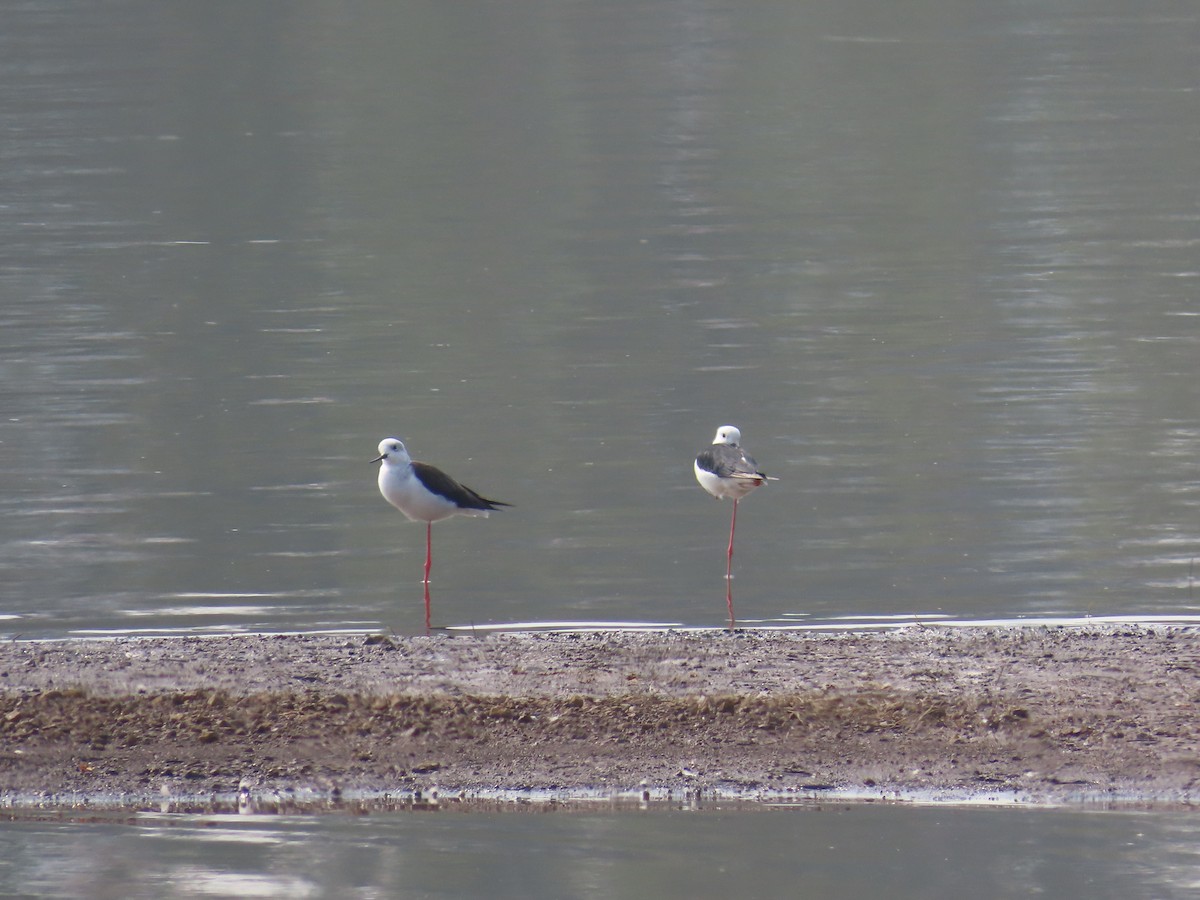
2 2 1199 639
1 804 1198 899
1 0 1198 889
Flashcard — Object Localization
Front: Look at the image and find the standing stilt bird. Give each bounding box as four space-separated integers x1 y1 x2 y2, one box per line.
371 437 510 629
694 425 776 627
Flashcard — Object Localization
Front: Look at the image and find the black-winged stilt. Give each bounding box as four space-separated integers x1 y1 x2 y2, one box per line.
371 437 510 628
694 425 776 627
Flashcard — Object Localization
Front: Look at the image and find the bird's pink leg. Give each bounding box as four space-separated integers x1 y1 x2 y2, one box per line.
423 522 433 631
423 522 433 584
726 499 738 629
726 499 738 580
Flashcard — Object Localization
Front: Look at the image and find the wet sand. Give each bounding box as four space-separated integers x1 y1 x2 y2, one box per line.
1 626 1197 812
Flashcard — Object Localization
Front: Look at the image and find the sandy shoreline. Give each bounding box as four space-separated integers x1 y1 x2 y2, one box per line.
1 626 1197 813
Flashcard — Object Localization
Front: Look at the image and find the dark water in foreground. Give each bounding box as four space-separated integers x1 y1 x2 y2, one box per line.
2 804 1199 900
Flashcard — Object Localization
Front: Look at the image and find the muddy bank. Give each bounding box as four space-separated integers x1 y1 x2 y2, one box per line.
1 626 1197 812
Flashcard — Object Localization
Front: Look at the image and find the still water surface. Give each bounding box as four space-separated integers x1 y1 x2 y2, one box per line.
2 2 1199 639
2 804 1199 899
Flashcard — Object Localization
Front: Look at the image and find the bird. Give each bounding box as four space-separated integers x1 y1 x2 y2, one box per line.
694 425 777 627
371 437 510 628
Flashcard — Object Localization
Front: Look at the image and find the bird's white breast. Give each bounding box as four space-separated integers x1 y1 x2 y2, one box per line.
694 460 764 500
378 462 466 523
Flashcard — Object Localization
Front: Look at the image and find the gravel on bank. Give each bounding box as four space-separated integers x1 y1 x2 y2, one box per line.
1 626 1197 813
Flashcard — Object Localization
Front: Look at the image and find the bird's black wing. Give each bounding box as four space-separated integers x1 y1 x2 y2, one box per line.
696 444 765 480
412 461 512 511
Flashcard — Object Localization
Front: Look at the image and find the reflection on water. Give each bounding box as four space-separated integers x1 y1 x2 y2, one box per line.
1 805 1198 899
2 3 1199 639
443 613 1200 636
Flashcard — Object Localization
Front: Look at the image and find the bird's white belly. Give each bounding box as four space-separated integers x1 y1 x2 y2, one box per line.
379 470 487 523
694 462 763 500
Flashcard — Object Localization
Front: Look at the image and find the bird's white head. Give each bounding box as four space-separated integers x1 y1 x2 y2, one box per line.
712 425 742 446
371 437 411 467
